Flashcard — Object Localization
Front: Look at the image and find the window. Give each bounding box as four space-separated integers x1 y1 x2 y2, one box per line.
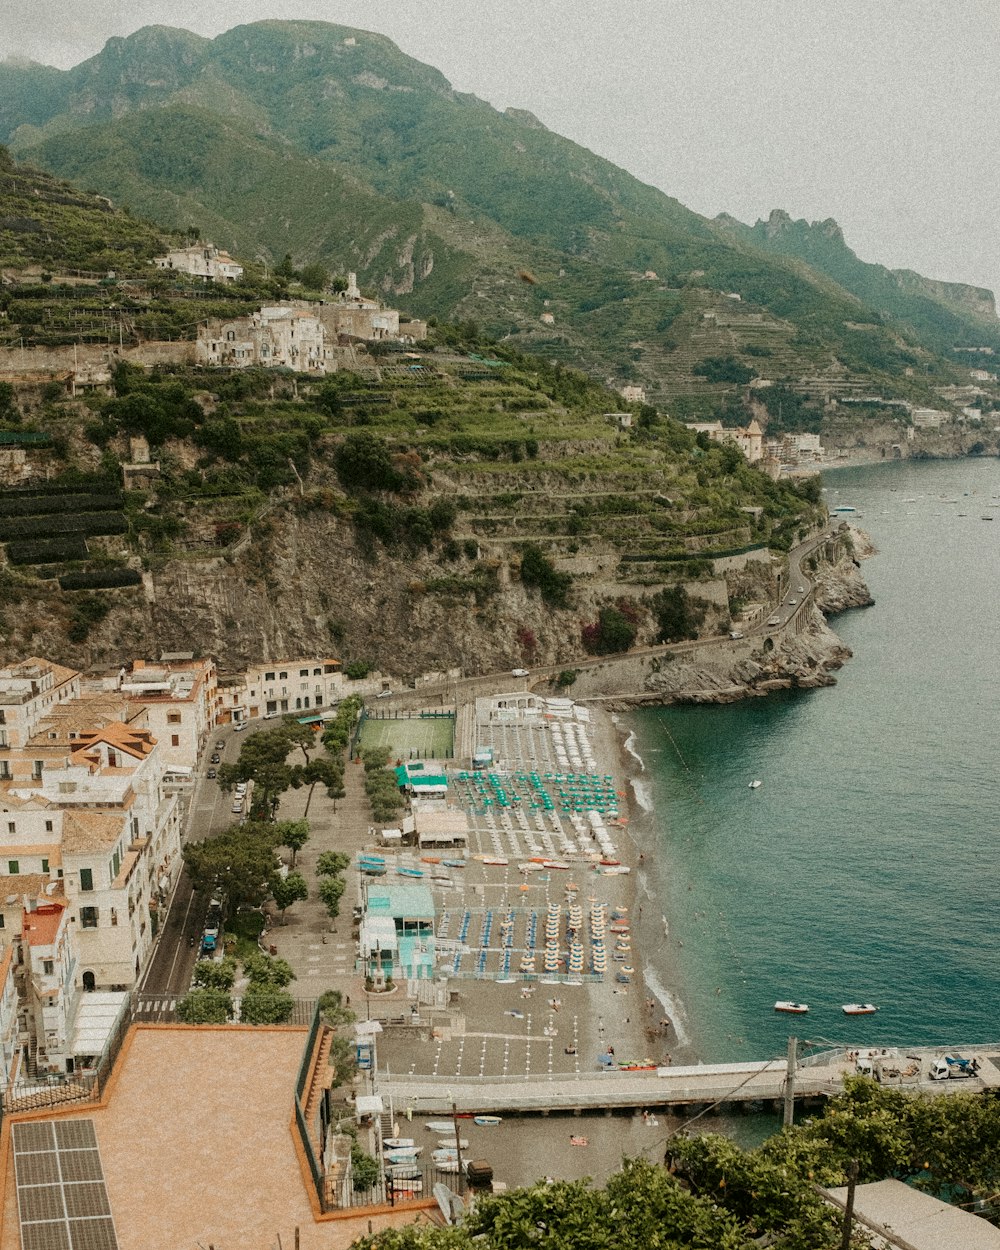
41 859 49 874
0 764 8 780
299 669 309 677
265 672 275 682
110 908 118 927
80 907 98 929
80 868 93 892
33 760 43 779
171 735 180 747
0 915 4 929
313 668 321 676
279 671 288 680
167 712 181 724
43 960 54 976
7 861 18 874
45 820 53 832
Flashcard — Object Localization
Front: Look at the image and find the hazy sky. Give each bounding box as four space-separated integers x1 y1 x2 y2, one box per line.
3 0 998 302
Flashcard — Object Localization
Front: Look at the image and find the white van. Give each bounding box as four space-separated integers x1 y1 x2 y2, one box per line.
231 799 244 815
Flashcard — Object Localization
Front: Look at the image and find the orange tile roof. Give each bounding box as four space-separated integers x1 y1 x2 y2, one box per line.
69 722 156 763
61 811 125 853
21 901 66 948
0 875 60 907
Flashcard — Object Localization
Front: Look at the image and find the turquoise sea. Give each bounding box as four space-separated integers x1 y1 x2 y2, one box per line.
630 457 1000 1064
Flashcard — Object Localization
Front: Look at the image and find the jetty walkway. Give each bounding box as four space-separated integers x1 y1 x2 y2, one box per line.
380 1044 1000 1116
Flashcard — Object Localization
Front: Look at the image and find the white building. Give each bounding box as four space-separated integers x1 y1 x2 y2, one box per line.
685 419 764 463
911 408 947 430
112 657 219 769
154 244 244 283
223 658 344 722
196 306 329 374
0 658 81 756
620 384 647 404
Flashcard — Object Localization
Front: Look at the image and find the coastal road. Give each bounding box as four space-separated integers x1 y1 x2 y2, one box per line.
376 523 843 712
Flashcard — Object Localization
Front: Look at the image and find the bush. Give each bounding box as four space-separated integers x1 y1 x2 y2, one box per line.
519 543 572 608
240 982 294 1024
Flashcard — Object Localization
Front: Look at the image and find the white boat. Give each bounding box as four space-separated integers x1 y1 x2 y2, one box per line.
386 1165 421 1179
431 1149 459 1164
383 1137 415 1149
749 779 762 789
774 1001 809 1014
384 1148 422 1163
474 1115 501 1126
437 1137 469 1150
842 1003 879 1015
423 1121 456 1134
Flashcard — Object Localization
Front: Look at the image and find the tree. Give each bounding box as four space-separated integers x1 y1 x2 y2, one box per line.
240 982 294 1024
243 951 295 987
182 823 279 912
176 988 233 1024
270 871 308 924
651 585 707 643
278 819 310 867
299 262 328 291
581 605 638 655
317 851 351 877
318 989 355 1027
318 875 346 920
192 957 237 990
333 431 400 492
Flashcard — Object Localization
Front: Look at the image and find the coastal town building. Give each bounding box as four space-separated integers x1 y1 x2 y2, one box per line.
196 306 330 374
220 657 344 723
0 658 81 756
108 656 220 769
619 384 646 404
911 407 948 430
0 679 184 1077
315 272 407 342
153 244 244 283
685 419 764 463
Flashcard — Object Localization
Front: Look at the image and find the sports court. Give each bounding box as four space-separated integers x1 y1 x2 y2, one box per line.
358 710 455 760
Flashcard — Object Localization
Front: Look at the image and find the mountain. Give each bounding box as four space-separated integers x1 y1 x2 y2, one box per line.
1 20 997 412
716 209 1000 356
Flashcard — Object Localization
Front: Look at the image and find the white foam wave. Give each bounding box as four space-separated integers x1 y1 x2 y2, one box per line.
630 778 653 812
643 965 691 1048
623 729 645 770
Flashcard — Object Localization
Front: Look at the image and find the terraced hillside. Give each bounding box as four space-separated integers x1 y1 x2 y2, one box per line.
0 339 819 672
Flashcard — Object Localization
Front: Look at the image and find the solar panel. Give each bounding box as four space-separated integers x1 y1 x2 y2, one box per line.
12 1119 119 1250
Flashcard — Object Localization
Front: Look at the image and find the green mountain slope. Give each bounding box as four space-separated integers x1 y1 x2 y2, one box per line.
1 20 995 408
716 209 1000 356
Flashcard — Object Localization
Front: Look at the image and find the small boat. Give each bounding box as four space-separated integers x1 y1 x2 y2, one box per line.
474 1115 501 1126
543 860 570 870
842 1003 879 1016
749 779 762 789
396 867 424 878
383 1137 415 1149
423 1121 455 1134
431 1149 458 1164
437 1137 469 1150
831 505 856 513
774 1001 809 1014
481 856 509 866
434 1160 461 1174
390 1178 423 1194
384 1148 422 1163
386 1165 422 1180
443 859 466 868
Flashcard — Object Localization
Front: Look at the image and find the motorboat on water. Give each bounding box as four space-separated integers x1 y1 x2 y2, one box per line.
774 1001 809 1014
842 1003 879 1015
749 779 762 789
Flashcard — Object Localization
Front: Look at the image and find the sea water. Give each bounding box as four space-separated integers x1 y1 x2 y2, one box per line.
631 457 1000 1063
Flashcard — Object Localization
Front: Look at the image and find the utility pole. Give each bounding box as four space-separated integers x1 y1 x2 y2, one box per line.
451 1100 465 1182
782 1035 797 1128
840 1159 859 1250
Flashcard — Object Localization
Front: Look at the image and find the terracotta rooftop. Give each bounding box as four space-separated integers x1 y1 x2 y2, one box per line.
0 876 60 909
60 811 125 854
69 722 156 764
21 901 65 948
31 695 146 743
0 1026 435 1250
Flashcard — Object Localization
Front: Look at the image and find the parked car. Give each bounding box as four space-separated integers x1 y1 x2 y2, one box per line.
376 689 392 699
788 598 797 606
233 721 247 732
207 768 217 780
767 616 781 627
210 753 221 764
511 668 529 678
215 740 225 750
728 630 745 640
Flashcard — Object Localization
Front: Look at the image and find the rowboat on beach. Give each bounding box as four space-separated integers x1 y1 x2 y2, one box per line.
383 1137 415 1149
474 1115 501 1126
423 1121 455 1134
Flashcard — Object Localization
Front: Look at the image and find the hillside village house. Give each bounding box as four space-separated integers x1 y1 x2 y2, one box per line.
318 271 404 341
153 244 244 283
107 656 219 770
0 658 81 755
685 419 765 463
197 306 329 374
